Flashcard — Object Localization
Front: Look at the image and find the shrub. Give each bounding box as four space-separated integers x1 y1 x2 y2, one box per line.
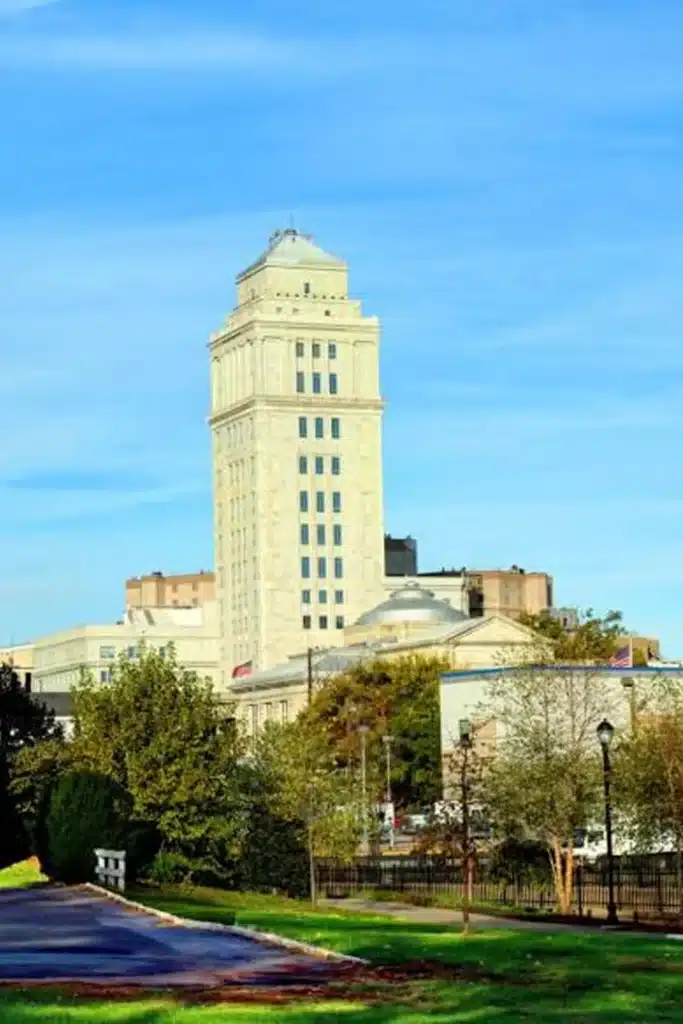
146 851 196 886
46 771 132 883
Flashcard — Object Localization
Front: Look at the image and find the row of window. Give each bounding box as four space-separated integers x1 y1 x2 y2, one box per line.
249 700 289 735
300 523 343 546
299 416 341 440
303 615 344 630
296 341 337 360
299 455 341 476
302 589 344 605
300 490 342 513
301 556 344 579
100 644 153 661
296 372 338 395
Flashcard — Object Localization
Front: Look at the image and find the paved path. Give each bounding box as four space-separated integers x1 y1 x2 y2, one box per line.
323 897 683 941
0 887 331 988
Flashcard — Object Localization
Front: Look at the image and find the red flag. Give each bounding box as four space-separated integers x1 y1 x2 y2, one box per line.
232 660 253 678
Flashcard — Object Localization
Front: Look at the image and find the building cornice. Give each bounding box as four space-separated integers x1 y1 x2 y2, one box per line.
209 317 379 349
209 395 385 427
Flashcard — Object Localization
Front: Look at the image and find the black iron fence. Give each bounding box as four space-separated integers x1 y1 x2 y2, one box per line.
316 856 683 918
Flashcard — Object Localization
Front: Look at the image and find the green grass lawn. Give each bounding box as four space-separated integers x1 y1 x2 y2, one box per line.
2 884 683 1021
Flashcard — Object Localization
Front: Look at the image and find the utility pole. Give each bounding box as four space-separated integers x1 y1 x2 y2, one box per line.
307 647 314 705
382 735 394 849
359 725 370 856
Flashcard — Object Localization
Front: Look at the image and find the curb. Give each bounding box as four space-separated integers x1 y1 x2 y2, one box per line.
83 884 367 965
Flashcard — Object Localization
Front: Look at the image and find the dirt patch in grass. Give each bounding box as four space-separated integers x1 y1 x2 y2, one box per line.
0 960 512 1007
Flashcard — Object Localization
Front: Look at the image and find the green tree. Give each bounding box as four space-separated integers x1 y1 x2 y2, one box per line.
481 665 616 914
615 681 683 920
11 738 72 862
304 654 448 810
0 663 63 866
253 718 361 904
69 646 249 877
46 771 132 883
519 609 625 662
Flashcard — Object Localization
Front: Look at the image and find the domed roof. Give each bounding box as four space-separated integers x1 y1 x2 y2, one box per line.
355 583 468 629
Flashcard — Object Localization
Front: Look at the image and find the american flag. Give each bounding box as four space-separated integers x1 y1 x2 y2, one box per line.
610 644 632 668
232 660 253 678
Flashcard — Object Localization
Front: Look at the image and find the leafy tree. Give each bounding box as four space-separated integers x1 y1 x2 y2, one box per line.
519 609 626 663
11 738 72 863
69 646 249 878
304 655 448 810
46 771 132 883
615 681 683 919
252 718 361 904
0 663 63 867
481 665 618 914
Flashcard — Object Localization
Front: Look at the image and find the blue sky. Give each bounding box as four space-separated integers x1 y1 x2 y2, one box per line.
1 0 682 653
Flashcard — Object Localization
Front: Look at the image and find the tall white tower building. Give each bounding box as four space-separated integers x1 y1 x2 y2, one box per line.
210 229 385 680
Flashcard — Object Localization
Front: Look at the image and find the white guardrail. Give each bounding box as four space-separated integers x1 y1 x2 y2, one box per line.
94 848 126 892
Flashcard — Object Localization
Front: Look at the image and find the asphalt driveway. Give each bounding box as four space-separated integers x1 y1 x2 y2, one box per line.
0 886 330 988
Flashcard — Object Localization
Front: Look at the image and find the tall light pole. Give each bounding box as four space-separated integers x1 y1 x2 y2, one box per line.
597 718 618 925
459 719 473 935
359 725 370 856
382 735 394 849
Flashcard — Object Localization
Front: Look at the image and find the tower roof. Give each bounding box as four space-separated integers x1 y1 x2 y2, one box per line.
238 228 345 279
355 583 468 629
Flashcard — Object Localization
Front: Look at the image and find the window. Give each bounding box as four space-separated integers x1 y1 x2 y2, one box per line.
296 371 305 393
266 702 273 720
331 417 340 439
315 455 324 475
298 416 307 438
333 524 343 545
319 616 328 630
332 491 342 513
301 557 311 579
329 373 338 395
316 491 325 513
299 490 309 513
296 341 305 357
280 699 289 723
303 283 311 296
316 524 326 545
329 343 337 359
302 589 311 604
312 372 321 394
336 616 345 630
334 557 343 579
315 417 324 439
331 456 341 475
159 646 167 658
299 455 308 474
250 704 258 736
318 557 327 578
127 645 140 659
99 645 116 660
300 523 310 545
319 589 328 604
312 342 321 358
303 615 312 629
335 589 344 604
99 669 111 684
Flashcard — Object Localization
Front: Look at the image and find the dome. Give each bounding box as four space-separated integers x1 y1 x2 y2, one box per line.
355 583 467 629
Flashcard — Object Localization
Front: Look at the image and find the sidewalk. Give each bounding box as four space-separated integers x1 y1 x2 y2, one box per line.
322 897 683 941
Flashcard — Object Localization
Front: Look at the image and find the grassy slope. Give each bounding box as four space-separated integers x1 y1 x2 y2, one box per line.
1 885 683 1020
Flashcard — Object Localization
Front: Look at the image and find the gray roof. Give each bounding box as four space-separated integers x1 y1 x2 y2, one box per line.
238 229 345 279
355 583 467 629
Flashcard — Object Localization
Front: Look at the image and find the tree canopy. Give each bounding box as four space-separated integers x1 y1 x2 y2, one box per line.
303 654 448 810
519 609 626 663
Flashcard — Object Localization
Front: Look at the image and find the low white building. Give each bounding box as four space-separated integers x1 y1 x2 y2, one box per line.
31 601 220 702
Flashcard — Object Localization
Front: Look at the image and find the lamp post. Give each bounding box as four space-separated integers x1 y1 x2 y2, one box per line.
359 725 370 856
597 718 618 925
382 735 394 849
458 719 473 935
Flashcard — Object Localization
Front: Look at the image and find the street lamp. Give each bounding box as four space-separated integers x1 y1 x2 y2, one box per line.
597 718 618 925
359 725 370 856
459 719 473 935
382 735 394 849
